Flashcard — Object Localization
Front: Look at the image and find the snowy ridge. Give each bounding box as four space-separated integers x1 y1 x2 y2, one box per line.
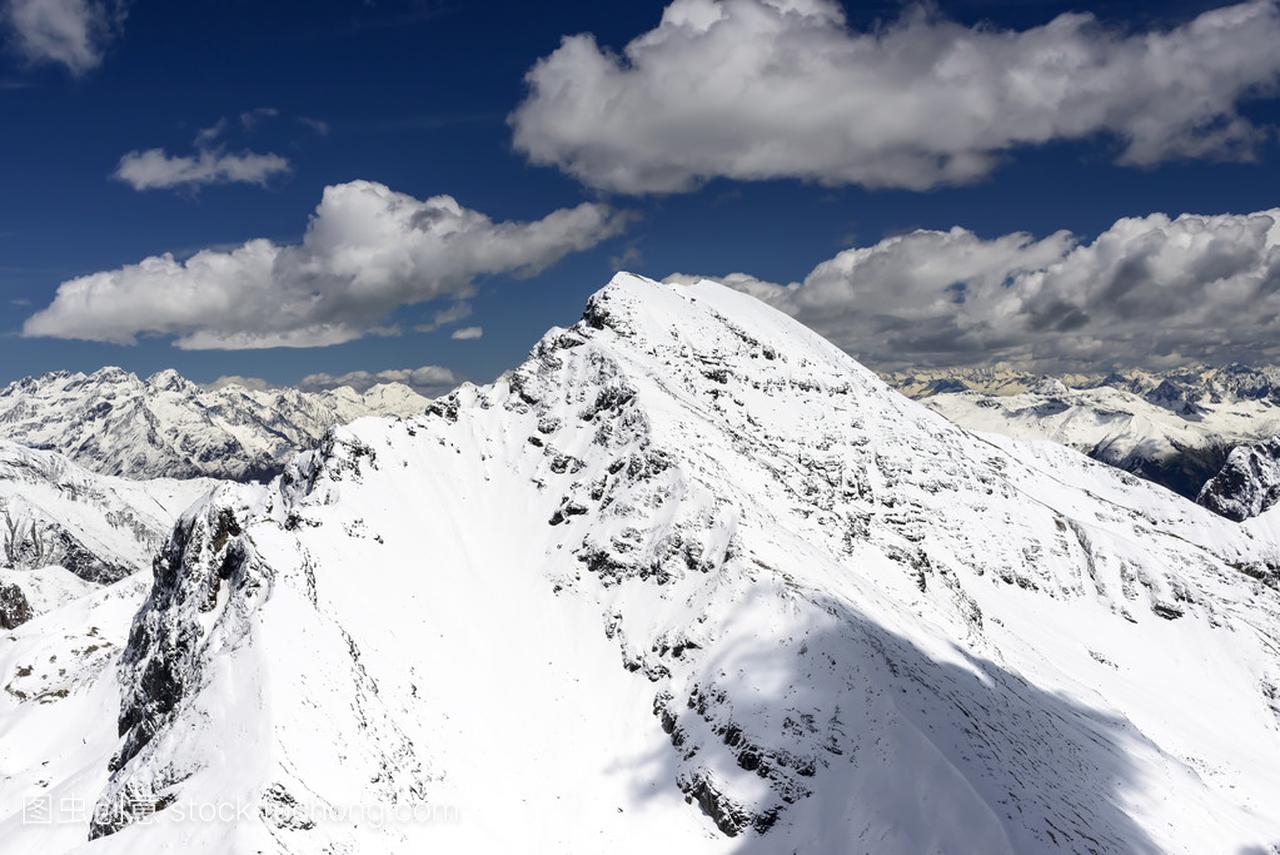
18 274 1280 853
0 368 431 481
1199 436 1280 521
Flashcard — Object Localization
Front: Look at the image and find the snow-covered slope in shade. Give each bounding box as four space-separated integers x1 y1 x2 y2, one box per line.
0 440 216 592
27 274 1280 853
1199 436 1280 521
0 369 431 481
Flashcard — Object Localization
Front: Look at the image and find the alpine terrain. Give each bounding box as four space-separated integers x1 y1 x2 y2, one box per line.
0 439 217 627
889 367 1280 502
3 275 1279 854
0 369 431 482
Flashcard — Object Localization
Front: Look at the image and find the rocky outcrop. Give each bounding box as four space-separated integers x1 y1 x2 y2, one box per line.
1198 436 1280 521
92 487 267 839
0 581 31 629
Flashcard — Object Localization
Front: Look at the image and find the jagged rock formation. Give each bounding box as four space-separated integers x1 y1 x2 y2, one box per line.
0 368 431 481
6 275 1280 853
1198 436 1280 521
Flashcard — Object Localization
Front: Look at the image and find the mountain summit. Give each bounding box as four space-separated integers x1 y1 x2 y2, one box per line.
7 274 1279 853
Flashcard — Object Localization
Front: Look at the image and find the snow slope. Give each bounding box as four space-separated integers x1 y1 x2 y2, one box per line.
0 369 431 481
12 274 1280 853
0 574 152 852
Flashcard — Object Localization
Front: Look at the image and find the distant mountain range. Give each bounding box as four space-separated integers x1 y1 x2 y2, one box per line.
0 368 430 481
884 364 1280 510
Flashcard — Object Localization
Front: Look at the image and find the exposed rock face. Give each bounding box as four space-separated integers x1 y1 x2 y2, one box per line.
0 581 31 629
1198 436 1280 521
12 275 1280 853
92 488 268 839
0 368 431 481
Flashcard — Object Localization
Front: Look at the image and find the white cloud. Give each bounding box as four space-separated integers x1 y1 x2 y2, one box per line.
193 118 226 147
671 208 1280 370
413 301 472 333
450 326 483 340
3 0 123 74
24 180 629 349
113 147 291 191
298 116 330 136
207 374 277 392
239 106 279 130
512 0 1280 193
299 365 459 396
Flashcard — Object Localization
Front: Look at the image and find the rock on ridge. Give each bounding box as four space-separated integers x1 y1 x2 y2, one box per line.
1198 436 1280 521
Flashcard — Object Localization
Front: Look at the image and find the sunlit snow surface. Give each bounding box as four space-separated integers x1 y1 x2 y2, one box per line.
5 275 1280 853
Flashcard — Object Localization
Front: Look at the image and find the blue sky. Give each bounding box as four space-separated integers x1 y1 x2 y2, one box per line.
3 0 1280 389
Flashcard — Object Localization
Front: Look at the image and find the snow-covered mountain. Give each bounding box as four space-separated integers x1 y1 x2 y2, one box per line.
1198 436 1280 521
0 440 215 629
889 368 1280 500
887 363 1280 405
5 274 1280 853
0 368 431 482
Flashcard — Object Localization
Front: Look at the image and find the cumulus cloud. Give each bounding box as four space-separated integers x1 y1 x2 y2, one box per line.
512 0 1280 193
113 147 291 191
670 208 1280 370
24 180 629 349
3 0 123 74
299 365 459 397
450 326 483 340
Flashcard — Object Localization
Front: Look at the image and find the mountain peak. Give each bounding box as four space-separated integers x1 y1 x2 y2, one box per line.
75 276 1280 852
145 368 192 393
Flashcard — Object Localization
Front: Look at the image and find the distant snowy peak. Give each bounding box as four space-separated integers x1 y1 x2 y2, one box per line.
1198 436 1280 521
82 274 1280 853
0 368 432 481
